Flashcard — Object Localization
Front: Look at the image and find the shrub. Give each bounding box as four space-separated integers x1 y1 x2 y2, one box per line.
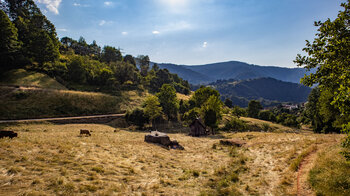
125 108 149 129
222 117 248 132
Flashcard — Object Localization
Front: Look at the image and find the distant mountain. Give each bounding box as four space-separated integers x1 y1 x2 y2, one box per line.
158 61 311 84
208 77 312 107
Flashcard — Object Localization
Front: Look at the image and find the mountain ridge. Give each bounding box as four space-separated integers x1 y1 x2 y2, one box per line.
158 61 310 84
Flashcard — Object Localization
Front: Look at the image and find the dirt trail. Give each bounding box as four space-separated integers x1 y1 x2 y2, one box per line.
296 149 317 196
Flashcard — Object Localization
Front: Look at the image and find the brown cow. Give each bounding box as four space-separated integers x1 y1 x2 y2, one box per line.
80 129 91 136
0 130 18 139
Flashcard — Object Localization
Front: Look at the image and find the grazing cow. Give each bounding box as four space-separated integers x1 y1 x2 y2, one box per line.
80 129 91 136
0 130 18 139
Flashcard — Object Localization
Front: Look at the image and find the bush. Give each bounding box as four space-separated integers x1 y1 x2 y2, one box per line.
222 117 248 132
125 108 149 129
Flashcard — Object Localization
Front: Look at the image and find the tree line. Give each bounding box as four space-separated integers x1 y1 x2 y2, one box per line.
0 0 190 94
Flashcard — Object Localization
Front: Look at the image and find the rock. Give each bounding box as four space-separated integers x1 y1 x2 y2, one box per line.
220 139 246 147
145 131 172 146
0 130 17 139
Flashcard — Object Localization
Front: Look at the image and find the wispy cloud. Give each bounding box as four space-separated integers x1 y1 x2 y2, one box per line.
99 20 113 26
36 0 62 15
57 28 68 32
121 31 128 35
152 30 160 35
73 3 90 7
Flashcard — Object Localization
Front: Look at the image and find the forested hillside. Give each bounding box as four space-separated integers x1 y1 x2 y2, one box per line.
159 61 313 84
0 0 190 96
209 77 311 107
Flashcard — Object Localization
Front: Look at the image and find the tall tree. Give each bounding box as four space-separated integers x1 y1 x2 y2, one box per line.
0 9 20 71
202 95 223 134
123 54 136 66
101 46 122 63
156 84 179 120
294 0 350 159
1 0 60 66
247 100 262 118
190 86 220 108
138 55 150 76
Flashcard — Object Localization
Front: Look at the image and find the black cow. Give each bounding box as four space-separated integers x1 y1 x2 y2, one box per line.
0 130 18 139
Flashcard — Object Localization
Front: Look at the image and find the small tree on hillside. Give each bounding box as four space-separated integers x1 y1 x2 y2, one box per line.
248 100 262 118
224 98 233 108
143 95 162 130
157 84 179 120
202 95 223 134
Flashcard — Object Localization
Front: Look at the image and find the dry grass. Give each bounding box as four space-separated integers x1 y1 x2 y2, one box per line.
240 116 296 133
0 123 345 195
0 69 67 90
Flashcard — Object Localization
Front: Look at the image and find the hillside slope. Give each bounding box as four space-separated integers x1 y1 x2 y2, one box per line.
210 77 311 107
0 69 67 90
159 61 311 84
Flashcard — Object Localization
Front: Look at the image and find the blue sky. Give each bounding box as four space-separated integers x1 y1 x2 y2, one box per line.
36 0 344 67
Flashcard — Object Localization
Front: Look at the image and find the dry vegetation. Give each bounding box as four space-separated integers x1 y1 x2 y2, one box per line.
0 122 345 195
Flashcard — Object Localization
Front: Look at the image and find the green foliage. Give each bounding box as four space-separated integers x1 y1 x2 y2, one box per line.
157 84 179 120
232 106 247 117
294 1 350 157
0 9 20 71
125 108 149 129
258 110 273 121
179 100 189 115
138 55 150 77
247 100 262 118
182 107 201 125
190 86 220 108
101 46 122 63
222 117 248 132
143 95 162 128
202 95 223 134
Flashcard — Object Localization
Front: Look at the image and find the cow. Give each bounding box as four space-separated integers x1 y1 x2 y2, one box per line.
80 129 91 136
0 130 18 139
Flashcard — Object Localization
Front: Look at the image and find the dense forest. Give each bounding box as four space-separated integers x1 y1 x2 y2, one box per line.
0 0 190 95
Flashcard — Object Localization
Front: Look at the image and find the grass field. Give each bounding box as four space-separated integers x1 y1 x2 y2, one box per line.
0 69 67 90
0 123 345 195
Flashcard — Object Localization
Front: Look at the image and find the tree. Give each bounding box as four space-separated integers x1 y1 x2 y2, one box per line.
113 61 138 85
0 9 20 71
202 95 223 134
190 86 220 108
1 0 60 66
247 100 262 118
123 54 136 66
156 84 179 120
125 108 148 129
101 46 122 63
143 96 162 129
224 98 233 108
138 55 150 76
294 0 350 159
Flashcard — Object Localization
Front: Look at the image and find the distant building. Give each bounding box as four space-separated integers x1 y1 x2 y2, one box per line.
189 118 207 137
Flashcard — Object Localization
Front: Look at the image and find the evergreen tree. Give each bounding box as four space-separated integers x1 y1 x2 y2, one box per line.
0 9 20 71
247 100 262 118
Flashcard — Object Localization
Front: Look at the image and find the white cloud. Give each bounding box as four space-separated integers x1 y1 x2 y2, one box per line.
202 41 208 48
152 30 160 35
104 1 113 7
36 0 62 15
121 31 128 35
157 0 190 14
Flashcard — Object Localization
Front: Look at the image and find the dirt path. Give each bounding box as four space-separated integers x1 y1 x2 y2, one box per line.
296 149 317 196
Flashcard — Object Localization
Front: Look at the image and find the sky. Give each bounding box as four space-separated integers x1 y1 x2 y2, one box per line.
35 0 345 68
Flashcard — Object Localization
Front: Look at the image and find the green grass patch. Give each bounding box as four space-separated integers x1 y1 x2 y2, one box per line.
309 145 350 196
